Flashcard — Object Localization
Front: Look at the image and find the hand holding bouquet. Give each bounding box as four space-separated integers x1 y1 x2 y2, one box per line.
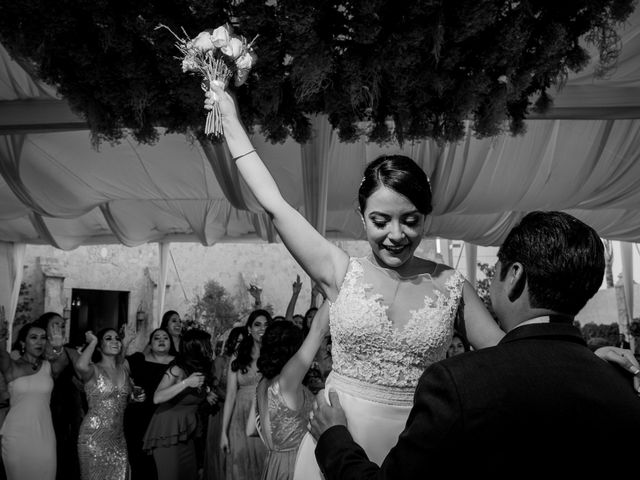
158 23 257 136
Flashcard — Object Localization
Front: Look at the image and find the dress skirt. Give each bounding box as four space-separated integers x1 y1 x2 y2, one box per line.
227 384 267 479
292 371 413 480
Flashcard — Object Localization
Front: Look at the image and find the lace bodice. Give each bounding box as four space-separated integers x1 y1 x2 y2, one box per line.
329 257 464 388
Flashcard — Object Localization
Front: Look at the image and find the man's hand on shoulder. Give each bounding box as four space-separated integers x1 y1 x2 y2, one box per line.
309 389 347 440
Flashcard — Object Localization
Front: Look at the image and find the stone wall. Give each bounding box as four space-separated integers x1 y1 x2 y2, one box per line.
17 239 447 349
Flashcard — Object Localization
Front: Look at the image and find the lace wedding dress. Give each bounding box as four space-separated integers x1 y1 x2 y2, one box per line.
293 256 464 479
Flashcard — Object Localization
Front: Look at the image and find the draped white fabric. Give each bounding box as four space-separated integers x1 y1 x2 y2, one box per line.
4 115 640 248
0 242 25 345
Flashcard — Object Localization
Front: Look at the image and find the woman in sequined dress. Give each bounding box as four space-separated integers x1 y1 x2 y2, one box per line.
220 310 269 480
204 87 638 479
76 328 143 480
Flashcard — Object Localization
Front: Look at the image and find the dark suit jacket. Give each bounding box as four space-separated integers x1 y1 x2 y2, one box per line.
316 323 640 478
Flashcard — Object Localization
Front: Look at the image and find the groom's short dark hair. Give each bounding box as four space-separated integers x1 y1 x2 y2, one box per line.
497 211 604 316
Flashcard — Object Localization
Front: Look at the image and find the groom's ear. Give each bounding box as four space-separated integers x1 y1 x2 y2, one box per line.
506 262 527 302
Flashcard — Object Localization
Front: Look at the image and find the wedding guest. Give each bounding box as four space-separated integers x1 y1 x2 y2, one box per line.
76 328 141 480
204 326 245 480
284 275 303 325
35 312 85 480
125 328 175 480
204 86 639 480
247 302 329 480
220 310 269 480
290 315 303 329
446 332 470 358
143 328 216 480
0 321 65 480
310 211 640 478
160 311 183 355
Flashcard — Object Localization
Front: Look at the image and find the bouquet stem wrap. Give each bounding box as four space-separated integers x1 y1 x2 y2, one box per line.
203 62 232 136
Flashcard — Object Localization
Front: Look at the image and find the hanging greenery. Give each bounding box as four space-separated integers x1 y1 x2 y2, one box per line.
0 0 635 145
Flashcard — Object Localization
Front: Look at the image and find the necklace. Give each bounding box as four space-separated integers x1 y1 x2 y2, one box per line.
21 355 42 371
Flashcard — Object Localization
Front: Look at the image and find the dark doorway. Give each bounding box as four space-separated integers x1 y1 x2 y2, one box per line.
69 289 129 347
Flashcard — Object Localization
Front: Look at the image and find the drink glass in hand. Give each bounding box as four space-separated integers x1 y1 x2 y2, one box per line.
132 385 145 402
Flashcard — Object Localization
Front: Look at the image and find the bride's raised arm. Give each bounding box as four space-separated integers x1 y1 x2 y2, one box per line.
206 86 347 299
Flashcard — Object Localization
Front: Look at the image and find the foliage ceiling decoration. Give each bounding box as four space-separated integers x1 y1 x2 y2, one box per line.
0 0 636 146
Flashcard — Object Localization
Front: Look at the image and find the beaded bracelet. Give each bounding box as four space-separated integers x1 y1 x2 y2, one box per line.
233 149 256 161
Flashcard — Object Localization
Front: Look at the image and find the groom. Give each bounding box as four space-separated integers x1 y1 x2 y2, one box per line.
310 211 640 477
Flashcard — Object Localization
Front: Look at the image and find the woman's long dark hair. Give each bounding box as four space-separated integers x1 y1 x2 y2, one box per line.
223 326 246 358
231 309 271 374
257 321 303 380
160 310 181 355
172 328 213 387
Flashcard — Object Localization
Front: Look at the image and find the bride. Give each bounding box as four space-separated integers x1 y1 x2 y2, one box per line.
204 86 638 478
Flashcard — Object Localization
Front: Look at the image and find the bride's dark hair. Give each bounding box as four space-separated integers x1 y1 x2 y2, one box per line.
358 155 432 216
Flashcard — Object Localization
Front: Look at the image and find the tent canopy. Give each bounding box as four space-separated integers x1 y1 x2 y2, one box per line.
2 11 640 249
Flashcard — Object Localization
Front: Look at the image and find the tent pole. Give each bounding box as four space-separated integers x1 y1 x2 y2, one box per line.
156 242 170 328
620 241 634 338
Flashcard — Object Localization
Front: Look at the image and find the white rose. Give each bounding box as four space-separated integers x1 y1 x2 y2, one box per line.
192 31 215 52
210 26 230 49
235 51 255 70
222 37 244 59
182 56 199 72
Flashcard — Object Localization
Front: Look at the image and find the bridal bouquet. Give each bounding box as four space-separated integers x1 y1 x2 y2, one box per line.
158 23 257 136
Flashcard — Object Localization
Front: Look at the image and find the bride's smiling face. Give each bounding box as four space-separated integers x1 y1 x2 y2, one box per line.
362 186 425 270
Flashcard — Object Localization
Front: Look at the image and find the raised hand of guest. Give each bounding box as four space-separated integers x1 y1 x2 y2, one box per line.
292 274 302 295
85 330 98 345
48 322 64 350
248 284 262 307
